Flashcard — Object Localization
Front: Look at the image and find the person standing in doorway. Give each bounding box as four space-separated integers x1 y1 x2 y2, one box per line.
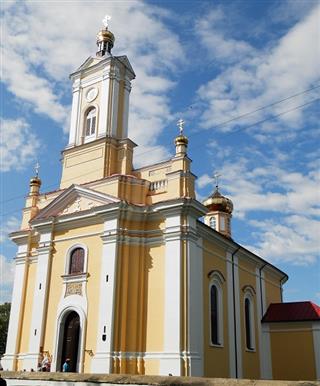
62 358 71 372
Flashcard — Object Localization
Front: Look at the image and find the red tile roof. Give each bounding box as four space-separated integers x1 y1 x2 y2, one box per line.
262 301 320 323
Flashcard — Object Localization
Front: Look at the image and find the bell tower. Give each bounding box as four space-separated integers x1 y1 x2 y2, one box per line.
60 16 136 189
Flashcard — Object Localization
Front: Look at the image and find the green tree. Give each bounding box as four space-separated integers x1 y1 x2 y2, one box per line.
0 303 11 356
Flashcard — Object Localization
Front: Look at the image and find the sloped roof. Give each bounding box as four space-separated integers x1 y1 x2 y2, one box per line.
262 301 320 323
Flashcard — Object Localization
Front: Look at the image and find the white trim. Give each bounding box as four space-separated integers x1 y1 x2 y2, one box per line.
312 322 320 380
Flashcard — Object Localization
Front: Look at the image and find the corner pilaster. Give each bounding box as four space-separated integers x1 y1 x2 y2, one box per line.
1 240 29 371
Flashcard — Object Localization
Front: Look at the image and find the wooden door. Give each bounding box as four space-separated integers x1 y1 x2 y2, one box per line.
61 311 80 372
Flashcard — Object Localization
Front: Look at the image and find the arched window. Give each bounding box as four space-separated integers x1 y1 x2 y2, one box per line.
69 248 84 274
210 284 219 345
209 270 224 346
244 295 255 350
210 216 216 230
85 107 96 137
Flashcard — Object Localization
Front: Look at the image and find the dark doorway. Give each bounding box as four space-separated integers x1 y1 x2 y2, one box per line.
61 311 80 372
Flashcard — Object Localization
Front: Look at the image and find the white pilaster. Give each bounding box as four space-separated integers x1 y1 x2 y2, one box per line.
261 323 273 379
159 214 182 376
68 79 81 147
256 268 271 379
122 77 131 138
226 251 236 378
24 230 53 370
1 244 29 371
233 255 243 378
109 69 120 137
98 65 111 138
91 217 119 373
187 222 203 376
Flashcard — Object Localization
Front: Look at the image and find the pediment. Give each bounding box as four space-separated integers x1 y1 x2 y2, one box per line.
75 56 102 72
33 185 119 220
115 55 136 79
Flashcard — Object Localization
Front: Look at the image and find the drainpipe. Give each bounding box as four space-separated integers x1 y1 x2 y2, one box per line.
279 274 288 303
259 263 267 318
231 246 241 378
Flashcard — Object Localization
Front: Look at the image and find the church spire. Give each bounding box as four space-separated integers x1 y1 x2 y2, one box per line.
96 15 115 57
174 118 189 157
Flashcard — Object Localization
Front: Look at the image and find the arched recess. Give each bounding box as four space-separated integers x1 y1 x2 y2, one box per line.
208 270 225 346
243 287 256 351
52 305 87 373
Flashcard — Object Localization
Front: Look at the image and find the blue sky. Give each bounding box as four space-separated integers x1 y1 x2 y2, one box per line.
0 0 319 304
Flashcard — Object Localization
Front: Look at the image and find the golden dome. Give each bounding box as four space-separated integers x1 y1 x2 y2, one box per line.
203 188 233 214
96 29 115 46
29 176 41 186
174 134 189 146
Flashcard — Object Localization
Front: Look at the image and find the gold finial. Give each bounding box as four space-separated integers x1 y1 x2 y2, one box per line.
96 14 115 56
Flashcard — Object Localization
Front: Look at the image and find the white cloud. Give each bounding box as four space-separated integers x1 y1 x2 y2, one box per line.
0 119 41 172
0 216 20 243
246 216 319 266
196 5 320 136
1 1 184 165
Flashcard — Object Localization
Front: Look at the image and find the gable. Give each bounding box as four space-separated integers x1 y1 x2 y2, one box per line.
32 185 119 221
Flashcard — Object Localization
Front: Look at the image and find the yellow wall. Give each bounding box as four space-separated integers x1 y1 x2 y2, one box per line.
264 271 282 308
269 322 316 380
202 239 229 378
42 223 103 372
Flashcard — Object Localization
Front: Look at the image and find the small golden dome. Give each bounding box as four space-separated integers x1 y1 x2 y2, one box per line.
30 176 41 186
174 134 189 146
96 29 115 45
203 188 233 214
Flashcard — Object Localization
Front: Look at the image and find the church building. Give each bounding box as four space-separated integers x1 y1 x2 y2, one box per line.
3 20 319 381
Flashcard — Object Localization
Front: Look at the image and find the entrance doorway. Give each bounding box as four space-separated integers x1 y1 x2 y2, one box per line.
61 311 80 372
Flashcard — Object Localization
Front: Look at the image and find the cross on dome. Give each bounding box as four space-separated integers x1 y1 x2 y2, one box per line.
177 118 185 135
213 172 221 189
102 14 111 28
35 161 40 177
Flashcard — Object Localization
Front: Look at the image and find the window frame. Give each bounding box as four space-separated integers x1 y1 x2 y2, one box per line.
64 244 88 277
83 106 98 142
